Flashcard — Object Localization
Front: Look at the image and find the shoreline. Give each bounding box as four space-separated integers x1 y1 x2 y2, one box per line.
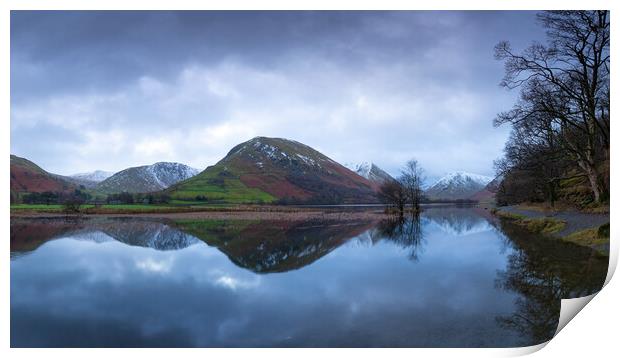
10 202 459 218
492 205 610 255
10 208 391 222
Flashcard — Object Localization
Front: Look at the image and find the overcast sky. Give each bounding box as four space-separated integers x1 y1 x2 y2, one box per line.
10 11 546 180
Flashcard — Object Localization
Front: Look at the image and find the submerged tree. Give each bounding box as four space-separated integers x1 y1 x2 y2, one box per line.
378 159 426 214
378 179 407 215
400 159 425 212
494 11 609 204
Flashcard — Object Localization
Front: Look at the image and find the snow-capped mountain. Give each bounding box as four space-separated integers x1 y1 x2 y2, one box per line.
170 137 379 204
424 171 493 200
70 170 114 183
97 162 199 193
345 162 394 185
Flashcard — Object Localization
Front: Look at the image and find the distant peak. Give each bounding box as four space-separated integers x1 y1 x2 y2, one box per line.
249 136 291 143
70 169 114 182
151 161 179 167
344 161 393 183
433 171 493 187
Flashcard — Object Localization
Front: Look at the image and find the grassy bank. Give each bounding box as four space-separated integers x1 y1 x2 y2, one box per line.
492 210 567 235
492 207 609 255
562 224 610 249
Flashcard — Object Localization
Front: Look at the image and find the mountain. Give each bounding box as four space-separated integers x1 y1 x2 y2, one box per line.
168 136 378 204
70 170 114 183
97 162 199 193
485 174 504 193
10 155 75 196
345 162 394 188
424 171 493 201
53 174 99 189
469 174 504 202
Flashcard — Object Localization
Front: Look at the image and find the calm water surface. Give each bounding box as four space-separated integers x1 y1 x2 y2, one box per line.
10 207 607 347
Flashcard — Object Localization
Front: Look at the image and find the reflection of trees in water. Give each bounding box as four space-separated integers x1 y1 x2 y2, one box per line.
494 222 608 346
374 214 425 261
495 249 561 345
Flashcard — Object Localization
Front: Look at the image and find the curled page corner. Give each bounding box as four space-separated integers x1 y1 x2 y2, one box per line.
550 232 617 340
538 229 617 349
604 231 618 286
505 341 549 356
554 293 597 336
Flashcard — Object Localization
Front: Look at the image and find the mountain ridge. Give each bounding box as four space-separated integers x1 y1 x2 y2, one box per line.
345 162 394 188
10 155 76 196
424 171 493 201
169 136 378 204
97 162 199 193
71 170 115 183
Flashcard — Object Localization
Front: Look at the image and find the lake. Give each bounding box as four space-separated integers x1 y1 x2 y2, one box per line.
10 206 608 347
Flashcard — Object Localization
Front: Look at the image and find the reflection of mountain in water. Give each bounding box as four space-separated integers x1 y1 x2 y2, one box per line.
99 221 200 250
173 219 376 273
494 221 608 346
10 218 201 255
11 218 86 257
11 217 377 273
60 230 115 244
423 207 494 236
11 209 610 347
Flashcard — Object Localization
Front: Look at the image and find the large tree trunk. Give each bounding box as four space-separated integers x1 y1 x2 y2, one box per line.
578 159 602 204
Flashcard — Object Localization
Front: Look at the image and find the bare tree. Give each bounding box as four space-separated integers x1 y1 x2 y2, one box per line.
494 11 609 203
400 159 425 211
378 179 406 215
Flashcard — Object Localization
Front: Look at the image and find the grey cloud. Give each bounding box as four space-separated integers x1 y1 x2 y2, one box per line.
11 11 545 178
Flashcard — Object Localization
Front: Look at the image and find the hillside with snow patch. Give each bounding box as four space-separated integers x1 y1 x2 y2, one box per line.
424 171 493 200
345 162 394 186
97 162 199 193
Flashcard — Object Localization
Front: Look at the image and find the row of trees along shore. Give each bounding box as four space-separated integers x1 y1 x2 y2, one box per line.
378 159 425 215
494 11 609 208
15 189 172 209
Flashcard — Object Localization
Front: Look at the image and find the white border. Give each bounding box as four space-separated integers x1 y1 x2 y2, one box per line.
2 1 617 357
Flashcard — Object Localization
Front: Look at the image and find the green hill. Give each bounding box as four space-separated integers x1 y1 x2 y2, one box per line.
168 137 377 204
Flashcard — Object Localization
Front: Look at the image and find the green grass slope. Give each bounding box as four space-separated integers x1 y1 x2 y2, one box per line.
167 136 377 204
168 164 275 203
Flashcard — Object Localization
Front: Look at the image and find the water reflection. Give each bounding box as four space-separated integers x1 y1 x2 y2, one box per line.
373 215 424 261
10 207 608 347
493 222 607 345
173 219 376 273
425 206 495 236
11 217 200 255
